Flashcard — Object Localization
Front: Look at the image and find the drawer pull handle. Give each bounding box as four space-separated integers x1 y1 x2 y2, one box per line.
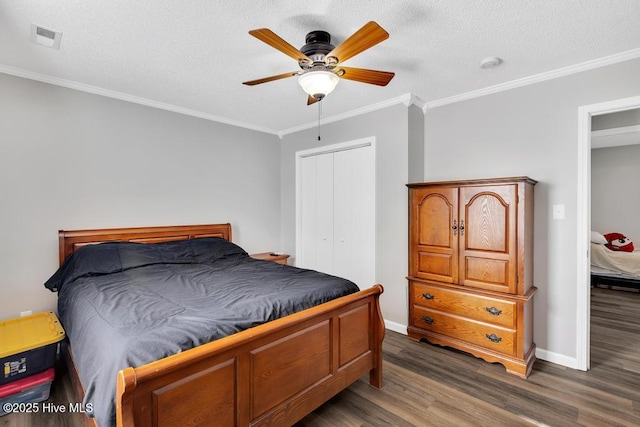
485 333 502 343
485 306 502 316
422 293 434 300
421 316 434 325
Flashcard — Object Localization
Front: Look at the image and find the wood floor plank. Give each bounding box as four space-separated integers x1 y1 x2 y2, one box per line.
2 287 639 426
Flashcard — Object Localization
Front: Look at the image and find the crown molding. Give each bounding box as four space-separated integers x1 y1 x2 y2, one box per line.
278 93 425 138
425 48 640 110
0 64 280 136
278 48 640 132
4 47 639 136
406 94 427 111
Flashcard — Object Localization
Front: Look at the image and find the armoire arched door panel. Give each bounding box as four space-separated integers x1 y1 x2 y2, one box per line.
409 187 459 283
459 184 518 294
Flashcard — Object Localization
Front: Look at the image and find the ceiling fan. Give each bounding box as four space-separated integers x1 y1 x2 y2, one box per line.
242 21 395 105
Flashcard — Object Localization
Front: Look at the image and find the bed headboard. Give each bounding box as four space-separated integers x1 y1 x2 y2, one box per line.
58 223 232 266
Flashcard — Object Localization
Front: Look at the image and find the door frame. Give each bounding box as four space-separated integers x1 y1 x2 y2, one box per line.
576 95 640 370
295 137 376 272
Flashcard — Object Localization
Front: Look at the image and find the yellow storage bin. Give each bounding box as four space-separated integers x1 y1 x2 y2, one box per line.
0 312 65 385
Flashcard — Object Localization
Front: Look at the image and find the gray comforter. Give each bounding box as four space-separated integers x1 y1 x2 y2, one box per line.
44 238 358 426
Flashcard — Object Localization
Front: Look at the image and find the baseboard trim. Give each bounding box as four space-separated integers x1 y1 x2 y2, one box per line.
535 348 580 370
384 320 407 335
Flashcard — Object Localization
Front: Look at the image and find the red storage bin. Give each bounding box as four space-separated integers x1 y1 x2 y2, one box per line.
0 368 55 416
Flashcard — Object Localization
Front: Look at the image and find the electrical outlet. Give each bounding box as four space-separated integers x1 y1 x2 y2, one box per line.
20 310 32 317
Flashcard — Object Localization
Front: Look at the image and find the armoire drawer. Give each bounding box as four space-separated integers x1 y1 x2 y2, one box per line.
410 281 516 328
410 306 517 356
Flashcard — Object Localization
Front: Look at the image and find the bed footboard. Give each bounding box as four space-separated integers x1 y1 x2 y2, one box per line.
116 285 384 427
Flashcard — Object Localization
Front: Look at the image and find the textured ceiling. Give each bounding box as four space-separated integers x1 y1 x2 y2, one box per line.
1 0 640 135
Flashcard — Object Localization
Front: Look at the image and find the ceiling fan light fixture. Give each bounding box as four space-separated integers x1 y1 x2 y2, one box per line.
244 22 392 105
298 70 339 100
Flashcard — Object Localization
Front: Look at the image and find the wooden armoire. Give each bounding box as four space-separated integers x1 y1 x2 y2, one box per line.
407 177 537 378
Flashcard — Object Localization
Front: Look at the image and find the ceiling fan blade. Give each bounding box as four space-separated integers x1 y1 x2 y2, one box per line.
326 21 389 64
249 28 312 64
242 71 299 86
338 67 395 86
307 95 320 105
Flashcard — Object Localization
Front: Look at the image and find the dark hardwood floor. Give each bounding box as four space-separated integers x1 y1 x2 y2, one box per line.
2 287 639 426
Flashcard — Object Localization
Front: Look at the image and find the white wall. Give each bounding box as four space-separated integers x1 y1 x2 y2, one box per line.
0 73 281 321
592 144 640 242
280 104 420 328
423 58 640 363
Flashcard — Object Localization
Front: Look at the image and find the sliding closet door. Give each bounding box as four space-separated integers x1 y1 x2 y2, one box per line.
297 141 375 288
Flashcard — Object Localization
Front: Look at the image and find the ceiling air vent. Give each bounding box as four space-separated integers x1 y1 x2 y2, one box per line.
30 23 62 49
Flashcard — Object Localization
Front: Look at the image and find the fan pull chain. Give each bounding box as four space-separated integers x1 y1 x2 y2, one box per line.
317 100 322 141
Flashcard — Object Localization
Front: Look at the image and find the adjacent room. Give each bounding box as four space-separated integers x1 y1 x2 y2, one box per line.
589 109 640 402
1 1 639 426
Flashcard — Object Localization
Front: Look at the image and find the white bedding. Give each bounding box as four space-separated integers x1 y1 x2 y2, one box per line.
590 243 640 277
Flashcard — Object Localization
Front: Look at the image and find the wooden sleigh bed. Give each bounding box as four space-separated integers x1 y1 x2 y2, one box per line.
56 223 385 427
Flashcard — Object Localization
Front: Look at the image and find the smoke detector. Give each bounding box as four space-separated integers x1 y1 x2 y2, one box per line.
30 23 62 49
480 56 502 69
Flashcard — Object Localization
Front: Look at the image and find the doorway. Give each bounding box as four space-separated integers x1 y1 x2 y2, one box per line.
576 95 640 370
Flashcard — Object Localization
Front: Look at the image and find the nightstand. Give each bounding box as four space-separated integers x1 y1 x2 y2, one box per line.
250 252 290 265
